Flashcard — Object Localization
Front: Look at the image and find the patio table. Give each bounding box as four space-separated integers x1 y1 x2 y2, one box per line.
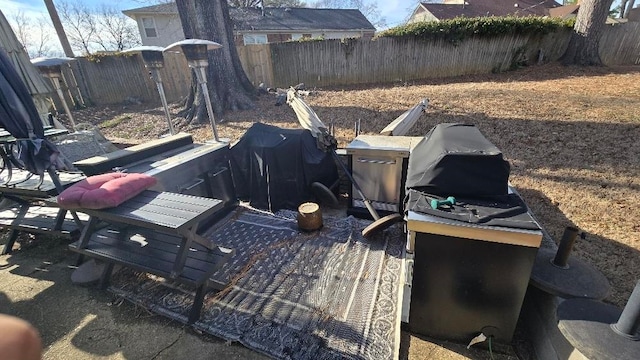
64 190 233 323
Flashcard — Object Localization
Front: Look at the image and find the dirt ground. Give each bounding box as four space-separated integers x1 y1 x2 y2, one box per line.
2 62 639 359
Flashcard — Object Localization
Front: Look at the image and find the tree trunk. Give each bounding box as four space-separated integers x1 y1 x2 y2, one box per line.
176 0 255 124
561 0 615 66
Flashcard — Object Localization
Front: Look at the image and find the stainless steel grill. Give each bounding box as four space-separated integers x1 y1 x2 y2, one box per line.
345 135 422 217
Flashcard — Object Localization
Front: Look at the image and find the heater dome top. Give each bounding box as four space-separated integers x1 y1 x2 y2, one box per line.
122 46 165 54
164 39 222 53
31 57 75 67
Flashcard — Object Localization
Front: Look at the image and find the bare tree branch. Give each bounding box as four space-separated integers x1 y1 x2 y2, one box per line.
57 0 97 54
8 12 55 58
96 6 141 51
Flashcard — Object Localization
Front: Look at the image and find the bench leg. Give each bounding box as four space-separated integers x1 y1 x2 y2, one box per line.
99 262 115 289
171 235 193 279
75 254 85 267
74 216 100 266
1 229 20 255
53 209 67 231
2 202 30 255
188 285 206 324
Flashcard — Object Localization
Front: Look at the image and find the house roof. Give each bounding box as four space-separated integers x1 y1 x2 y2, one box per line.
230 7 375 31
419 0 562 20
548 4 580 18
123 4 376 31
122 3 177 16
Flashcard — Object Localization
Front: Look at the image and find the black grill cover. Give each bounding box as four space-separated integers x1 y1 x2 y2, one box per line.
229 123 338 211
405 123 510 197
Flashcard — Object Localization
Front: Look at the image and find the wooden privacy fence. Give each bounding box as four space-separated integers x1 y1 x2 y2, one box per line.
269 22 640 87
599 22 640 65
68 22 640 105
270 34 569 87
72 52 191 106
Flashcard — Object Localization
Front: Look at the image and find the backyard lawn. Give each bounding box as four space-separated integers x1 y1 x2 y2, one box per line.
72 62 640 308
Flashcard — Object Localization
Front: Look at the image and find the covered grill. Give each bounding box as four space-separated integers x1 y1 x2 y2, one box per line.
404 123 542 344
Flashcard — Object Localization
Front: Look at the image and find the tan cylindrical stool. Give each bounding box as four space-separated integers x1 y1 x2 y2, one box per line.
297 202 323 231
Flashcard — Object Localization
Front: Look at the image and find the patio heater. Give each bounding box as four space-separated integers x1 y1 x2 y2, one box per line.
31 57 77 131
122 46 174 135
164 39 223 142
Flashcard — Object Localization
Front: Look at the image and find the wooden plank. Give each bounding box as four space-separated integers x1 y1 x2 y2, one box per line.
88 227 226 270
94 226 220 262
73 133 193 175
69 227 231 284
79 191 223 233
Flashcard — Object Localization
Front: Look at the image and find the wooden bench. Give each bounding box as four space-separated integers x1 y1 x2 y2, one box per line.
73 133 194 176
64 190 233 323
0 127 69 143
0 169 86 254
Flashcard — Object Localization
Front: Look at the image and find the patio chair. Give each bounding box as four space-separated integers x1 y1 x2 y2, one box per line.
0 48 85 254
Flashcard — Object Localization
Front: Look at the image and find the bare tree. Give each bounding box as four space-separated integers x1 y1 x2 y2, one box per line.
57 0 97 54
10 11 30 51
311 0 386 28
561 0 615 66
176 0 255 124
95 6 141 51
54 0 141 54
8 12 56 58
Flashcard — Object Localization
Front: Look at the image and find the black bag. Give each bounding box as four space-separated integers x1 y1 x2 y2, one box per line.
405 123 510 197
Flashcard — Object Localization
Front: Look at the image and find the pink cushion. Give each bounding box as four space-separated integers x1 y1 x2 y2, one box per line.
58 172 157 209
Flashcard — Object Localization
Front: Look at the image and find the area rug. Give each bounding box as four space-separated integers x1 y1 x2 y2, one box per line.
108 207 405 360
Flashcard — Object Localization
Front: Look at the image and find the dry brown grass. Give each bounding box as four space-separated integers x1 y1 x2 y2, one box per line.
71 62 640 308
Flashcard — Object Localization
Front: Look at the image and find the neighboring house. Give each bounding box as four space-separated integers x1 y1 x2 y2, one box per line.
407 0 562 23
548 4 580 19
549 4 633 24
122 3 376 47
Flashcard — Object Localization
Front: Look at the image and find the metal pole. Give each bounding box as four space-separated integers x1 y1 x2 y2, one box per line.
552 226 580 268
51 76 76 131
612 280 640 339
150 69 174 135
193 66 219 142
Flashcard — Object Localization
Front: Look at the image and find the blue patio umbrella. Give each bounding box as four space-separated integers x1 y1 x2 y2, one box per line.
0 48 66 176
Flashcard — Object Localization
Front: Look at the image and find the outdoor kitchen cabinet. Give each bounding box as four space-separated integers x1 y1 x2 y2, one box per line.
345 135 422 218
405 205 543 344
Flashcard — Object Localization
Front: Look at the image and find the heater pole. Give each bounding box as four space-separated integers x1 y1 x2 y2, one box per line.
150 69 174 135
194 66 219 142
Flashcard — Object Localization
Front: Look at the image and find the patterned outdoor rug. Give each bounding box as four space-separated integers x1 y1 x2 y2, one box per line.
108 207 405 360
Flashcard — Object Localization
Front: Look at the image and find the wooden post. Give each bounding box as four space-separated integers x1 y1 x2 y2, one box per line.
43 0 75 58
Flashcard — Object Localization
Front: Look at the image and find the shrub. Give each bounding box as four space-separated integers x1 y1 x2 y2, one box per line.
377 16 574 45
